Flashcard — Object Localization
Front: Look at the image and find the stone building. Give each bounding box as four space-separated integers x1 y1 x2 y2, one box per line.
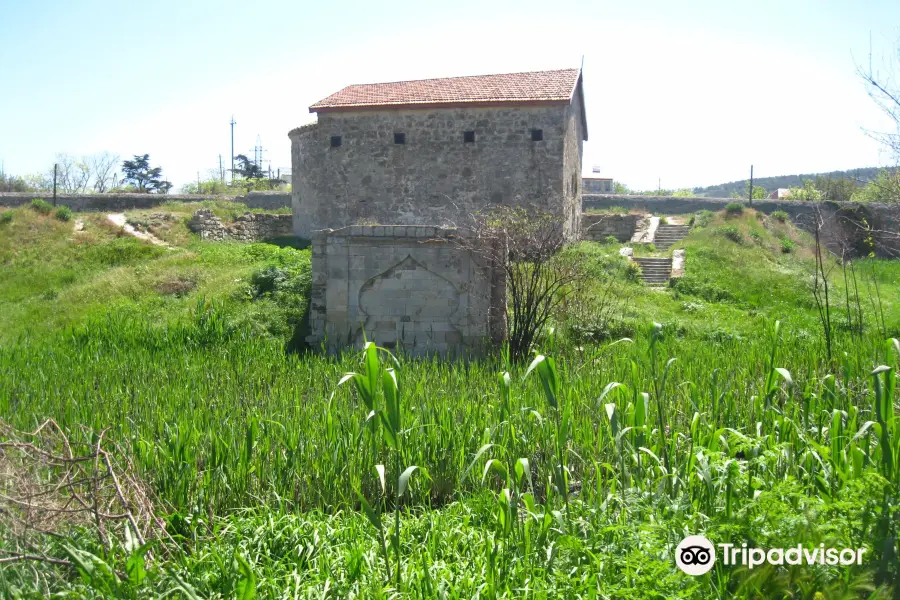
289 68 588 239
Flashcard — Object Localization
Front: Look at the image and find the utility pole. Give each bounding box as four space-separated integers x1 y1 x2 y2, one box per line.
657 177 661 195
219 154 224 182
52 164 58 207
230 116 236 184
749 165 754 207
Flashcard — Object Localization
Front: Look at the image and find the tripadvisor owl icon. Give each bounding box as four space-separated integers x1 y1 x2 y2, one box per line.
676 535 716 576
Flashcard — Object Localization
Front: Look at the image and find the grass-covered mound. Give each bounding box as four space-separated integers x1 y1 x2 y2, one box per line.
0 203 310 348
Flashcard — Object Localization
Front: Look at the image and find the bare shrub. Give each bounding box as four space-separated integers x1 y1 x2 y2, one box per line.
457 206 585 363
0 419 169 568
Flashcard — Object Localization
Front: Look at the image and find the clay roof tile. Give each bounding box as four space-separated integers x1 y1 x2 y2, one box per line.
310 68 581 112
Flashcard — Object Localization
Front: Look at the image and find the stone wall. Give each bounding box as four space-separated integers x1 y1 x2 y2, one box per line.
581 213 641 242
233 191 292 210
0 193 230 211
289 104 582 239
0 192 292 212
308 226 505 356
187 209 293 242
562 92 586 240
583 194 900 257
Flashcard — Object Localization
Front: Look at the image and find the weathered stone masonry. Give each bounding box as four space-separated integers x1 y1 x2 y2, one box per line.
290 98 585 240
187 209 292 242
307 226 506 356
581 213 642 242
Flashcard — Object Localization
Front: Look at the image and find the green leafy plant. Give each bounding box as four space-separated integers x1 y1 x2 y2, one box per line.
781 238 796 253
340 341 428 588
690 210 714 228
771 210 790 223
54 205 73 222
29 198 53 215
718 225 743 243
725 201 744 216
0 211 12 225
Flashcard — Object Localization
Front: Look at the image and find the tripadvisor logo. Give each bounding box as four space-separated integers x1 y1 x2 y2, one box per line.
676 535 716 575
675 535 867 576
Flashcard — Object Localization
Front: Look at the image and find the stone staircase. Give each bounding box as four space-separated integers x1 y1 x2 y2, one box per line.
633 257 672 286
653 224 690 250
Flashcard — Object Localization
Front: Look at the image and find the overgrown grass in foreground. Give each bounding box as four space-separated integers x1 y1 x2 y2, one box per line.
1 316 898 597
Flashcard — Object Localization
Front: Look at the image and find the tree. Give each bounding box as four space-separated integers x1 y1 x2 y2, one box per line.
851 169 900 204
457 206 585 363
89 152 120 193
612 181 632 194
232 154 266 180
787 179 824 202
814 176 857 202
121 154 171 193
859 36 900 161
0 167 44 192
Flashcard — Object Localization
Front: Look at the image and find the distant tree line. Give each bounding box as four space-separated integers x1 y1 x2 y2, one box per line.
610 167 899 204
0 153 173 194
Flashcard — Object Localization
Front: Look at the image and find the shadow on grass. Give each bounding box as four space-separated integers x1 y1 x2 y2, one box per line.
264 236 311 250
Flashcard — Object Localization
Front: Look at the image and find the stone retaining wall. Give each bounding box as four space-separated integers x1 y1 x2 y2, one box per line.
0 191 292 212
308 225 506 356
187 209 293 242
583 194 900 257
233 191 292 210
0 192 231 211
581 213 641 242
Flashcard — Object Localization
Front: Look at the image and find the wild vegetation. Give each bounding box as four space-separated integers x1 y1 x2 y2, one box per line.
0 202 898 598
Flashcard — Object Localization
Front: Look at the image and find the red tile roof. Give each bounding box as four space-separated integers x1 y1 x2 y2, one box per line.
310 68 581 112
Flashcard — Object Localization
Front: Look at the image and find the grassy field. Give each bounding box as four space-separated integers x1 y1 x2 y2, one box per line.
0 201 898 598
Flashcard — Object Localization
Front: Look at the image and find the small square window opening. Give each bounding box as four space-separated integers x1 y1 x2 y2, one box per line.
463 131 475 143
330 135 342 148
394 133 406 144
531 129 543 142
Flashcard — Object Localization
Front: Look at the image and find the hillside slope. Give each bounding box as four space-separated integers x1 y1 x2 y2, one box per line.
1 201 898 346
693 167 883 197
0 201 310 347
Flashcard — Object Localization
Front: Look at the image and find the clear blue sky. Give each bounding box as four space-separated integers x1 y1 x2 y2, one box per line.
1 0 898 191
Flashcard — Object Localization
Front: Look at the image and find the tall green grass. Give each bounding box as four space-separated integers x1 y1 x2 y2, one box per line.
1 318 897 597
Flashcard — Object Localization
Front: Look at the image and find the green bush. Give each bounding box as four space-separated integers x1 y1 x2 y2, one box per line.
54 206 73 222
780 238 796 253
0 211 12 225
604 235 618 245
659 216 669 225
29 199 53 215
689 210 714 228
771 210 789 223
624 261 641 282
724 201 744 215
718 226 743 244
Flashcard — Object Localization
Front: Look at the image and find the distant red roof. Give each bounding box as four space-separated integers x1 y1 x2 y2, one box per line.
310 68 582 113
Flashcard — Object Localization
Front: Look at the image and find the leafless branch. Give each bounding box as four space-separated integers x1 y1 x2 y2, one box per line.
0 419 171 565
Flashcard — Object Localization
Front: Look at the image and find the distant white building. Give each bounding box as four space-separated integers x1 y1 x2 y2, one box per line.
768 188 792 200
